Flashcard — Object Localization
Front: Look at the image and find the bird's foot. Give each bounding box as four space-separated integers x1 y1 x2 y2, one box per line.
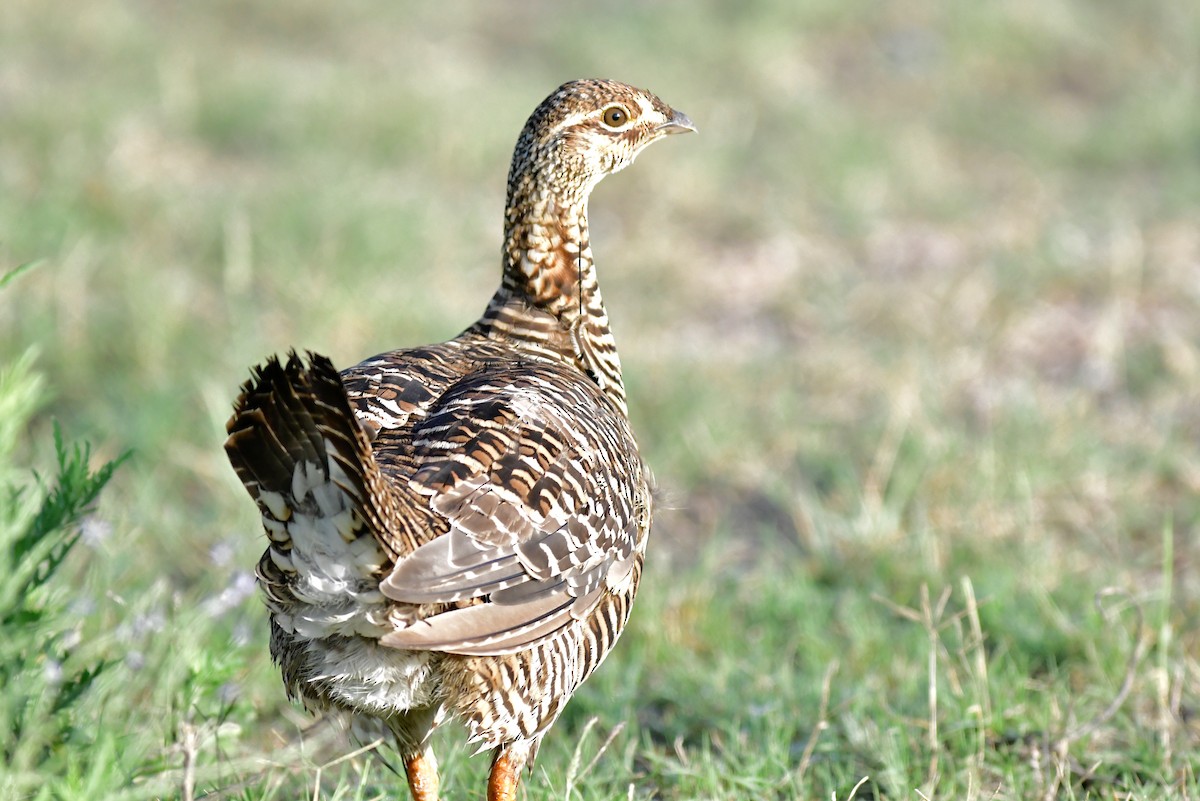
404 749 440 801
486 745 528 801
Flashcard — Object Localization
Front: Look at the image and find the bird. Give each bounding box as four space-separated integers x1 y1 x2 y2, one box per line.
223 79 694 800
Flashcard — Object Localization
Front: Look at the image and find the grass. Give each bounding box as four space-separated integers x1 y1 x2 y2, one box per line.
2 0 1199 798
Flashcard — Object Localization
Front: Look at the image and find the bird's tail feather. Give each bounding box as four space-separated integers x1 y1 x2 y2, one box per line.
225 350 408 563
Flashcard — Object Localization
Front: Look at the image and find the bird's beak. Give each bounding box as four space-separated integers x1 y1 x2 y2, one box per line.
657 109 697 135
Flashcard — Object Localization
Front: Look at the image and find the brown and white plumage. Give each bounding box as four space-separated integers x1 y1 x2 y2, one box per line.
225 79 693 801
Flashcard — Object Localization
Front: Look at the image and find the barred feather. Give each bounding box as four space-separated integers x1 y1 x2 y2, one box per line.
224 78 691 801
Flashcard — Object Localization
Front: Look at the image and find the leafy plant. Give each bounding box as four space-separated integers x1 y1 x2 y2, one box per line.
0 274 127 791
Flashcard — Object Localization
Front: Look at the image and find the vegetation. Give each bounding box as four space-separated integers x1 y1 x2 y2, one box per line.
1 0 1197 798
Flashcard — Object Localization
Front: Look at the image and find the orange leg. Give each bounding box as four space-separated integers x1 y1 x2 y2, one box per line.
404 749 440 801
486 746 527 801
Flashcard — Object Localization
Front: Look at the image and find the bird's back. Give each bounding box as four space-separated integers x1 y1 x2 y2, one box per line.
228 333 651 742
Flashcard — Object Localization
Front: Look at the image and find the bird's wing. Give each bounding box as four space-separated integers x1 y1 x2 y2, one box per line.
378 362 649 656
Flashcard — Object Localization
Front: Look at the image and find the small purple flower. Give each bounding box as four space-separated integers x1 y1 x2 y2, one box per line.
201 571 258 617
131 610 166 637
80 516 112 547
209 540 236 567
69 597 96 618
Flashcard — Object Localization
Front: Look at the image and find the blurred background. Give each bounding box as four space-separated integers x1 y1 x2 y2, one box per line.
2 0 1198 798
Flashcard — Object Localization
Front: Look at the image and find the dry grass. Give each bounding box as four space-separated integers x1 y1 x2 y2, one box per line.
2 0 1198 797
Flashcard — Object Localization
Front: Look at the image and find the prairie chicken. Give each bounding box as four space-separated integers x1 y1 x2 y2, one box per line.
224 79 693 800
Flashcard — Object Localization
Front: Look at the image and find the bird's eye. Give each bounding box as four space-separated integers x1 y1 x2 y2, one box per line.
601 106 628 128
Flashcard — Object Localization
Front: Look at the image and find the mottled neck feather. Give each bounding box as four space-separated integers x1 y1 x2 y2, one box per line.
471 152 627 415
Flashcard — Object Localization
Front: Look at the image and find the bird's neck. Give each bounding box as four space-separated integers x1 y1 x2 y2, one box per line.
471 182 627 415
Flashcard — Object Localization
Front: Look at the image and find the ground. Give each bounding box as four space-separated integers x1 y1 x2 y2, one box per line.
1 0 1198 798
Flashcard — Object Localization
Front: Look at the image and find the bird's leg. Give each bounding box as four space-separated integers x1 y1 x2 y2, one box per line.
403 747 440 801
486 744 529 801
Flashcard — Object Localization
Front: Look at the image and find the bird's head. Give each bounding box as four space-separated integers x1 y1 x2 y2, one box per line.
508 78 695 205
